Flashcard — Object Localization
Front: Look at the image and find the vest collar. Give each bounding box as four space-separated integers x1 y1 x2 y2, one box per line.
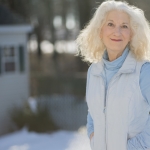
91 51 137 76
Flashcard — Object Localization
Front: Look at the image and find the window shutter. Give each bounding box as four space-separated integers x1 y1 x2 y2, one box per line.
0 47 1 74
19 45 25 72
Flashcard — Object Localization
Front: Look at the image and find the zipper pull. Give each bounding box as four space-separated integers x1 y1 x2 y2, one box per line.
103 107 106 113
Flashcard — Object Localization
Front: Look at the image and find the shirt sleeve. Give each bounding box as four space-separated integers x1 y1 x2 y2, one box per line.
127 62 150 150
140 62 150 105
127 116 150 150
86 65 94 138
87 111 94 138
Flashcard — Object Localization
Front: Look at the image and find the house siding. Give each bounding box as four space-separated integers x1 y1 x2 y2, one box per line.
0 27 30 135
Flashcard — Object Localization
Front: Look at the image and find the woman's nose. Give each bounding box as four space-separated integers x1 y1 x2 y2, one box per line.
113 27 121 36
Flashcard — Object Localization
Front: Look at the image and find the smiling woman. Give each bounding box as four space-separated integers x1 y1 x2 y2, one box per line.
100 10 132 61
76 1 150 150
76 1 150 63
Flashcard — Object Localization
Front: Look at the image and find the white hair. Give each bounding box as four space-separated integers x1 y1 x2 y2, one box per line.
76 0 150 63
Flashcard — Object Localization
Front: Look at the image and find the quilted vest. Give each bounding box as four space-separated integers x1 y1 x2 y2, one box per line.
86 51 150 150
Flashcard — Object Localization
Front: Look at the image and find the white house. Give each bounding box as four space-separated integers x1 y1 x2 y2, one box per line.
0 25 32 135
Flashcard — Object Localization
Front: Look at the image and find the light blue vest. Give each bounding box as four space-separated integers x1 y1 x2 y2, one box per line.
86 51 150 150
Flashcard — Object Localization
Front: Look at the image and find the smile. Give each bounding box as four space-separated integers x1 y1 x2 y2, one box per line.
110 38 122 42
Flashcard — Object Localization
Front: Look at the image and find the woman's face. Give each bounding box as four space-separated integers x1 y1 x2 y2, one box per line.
100 10 132 55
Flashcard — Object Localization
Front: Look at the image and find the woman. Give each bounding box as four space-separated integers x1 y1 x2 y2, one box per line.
76 1 150 150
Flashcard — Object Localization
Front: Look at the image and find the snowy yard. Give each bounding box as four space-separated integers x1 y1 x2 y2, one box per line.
0 127 91 150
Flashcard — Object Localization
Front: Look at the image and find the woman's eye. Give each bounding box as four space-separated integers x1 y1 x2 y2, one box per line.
108 23 114 26
122 25 128 28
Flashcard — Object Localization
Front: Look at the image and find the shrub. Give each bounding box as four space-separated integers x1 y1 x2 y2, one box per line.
10 101 58 133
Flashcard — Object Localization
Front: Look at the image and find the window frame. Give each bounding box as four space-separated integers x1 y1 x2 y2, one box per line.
0 45 20 75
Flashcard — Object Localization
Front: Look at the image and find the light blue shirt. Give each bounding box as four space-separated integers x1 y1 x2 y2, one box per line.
87 47 150 149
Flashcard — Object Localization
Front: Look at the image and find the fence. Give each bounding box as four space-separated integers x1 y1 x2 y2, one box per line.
37 95 88 130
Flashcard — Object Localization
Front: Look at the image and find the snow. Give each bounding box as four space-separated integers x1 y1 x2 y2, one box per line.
0 127 91 150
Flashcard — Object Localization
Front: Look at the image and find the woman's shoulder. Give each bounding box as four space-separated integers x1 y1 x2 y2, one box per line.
140 62 150 105
141 62 150 74
140 62 150 86
87 61 103 76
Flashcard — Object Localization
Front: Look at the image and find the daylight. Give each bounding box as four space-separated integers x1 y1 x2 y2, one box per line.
0 0 150 150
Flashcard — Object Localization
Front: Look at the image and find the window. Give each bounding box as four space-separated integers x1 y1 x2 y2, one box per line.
3 46 16 72
0 45 25 74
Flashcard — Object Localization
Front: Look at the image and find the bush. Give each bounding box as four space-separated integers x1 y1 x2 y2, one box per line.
10 101 58 133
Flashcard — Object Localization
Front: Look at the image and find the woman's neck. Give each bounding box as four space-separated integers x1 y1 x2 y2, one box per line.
107 49 125 62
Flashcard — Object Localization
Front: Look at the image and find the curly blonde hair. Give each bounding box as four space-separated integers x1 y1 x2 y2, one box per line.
76 0 150 63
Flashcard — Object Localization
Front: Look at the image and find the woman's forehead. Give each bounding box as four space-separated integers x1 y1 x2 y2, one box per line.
105 10 130 23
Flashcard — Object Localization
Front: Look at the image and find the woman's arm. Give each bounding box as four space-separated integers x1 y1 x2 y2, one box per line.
87 111 94 139
86 65 94 139
127 116 150 150
127 62 150 150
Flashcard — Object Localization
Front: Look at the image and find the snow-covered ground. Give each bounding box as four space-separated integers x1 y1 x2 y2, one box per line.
0 127 91 150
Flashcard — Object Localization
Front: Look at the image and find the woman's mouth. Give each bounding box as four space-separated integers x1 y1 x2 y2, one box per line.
110 38 122 42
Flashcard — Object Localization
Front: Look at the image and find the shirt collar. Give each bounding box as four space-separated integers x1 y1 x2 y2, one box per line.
102 47 129 71
91 47 136 76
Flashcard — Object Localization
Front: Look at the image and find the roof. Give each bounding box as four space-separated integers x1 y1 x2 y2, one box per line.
0 25 33 34
0 4 26 25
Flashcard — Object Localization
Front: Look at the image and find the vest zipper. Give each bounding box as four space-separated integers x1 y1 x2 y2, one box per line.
102 74 118 150
101 76 107 150
104 87 108 150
